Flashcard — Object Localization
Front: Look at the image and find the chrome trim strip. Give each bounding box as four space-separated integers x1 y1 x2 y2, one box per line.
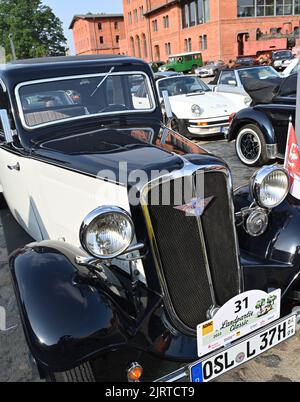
15 71 157 131
140 161 243 336
0 79 7 93
266 143 278 159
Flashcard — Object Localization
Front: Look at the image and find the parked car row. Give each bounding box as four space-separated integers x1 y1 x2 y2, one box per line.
0 55 300 383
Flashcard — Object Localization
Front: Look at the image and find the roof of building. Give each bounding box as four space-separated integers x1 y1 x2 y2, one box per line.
144 0 180 16
69 13 124 29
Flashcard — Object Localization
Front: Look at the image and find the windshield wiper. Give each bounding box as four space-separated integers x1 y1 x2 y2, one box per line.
186 91 205 97
90 66 115 97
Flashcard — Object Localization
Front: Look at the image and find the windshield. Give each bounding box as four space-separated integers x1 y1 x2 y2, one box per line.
236 57 254 64
158 76 210 97
273 51 293 59
238 67 279 84
17 72 155 129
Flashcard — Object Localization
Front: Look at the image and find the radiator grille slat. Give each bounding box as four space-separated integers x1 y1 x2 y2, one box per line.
146 170 240 331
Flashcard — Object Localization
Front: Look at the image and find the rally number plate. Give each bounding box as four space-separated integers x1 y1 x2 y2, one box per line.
190 314 296 383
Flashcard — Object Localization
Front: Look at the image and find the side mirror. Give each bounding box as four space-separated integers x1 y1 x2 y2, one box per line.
0 109 13 143
228 80 237 86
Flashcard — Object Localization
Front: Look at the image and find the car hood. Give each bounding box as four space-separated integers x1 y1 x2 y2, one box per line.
169 92 240 117
33 125 211 186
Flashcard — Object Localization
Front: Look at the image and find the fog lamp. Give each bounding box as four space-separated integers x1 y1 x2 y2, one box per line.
127 362 143 382
250 165 290 209
245 208 269 237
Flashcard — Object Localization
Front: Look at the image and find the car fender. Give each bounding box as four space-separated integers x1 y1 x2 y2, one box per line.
227 107 276 144
9 240 161 373
234 186 300 297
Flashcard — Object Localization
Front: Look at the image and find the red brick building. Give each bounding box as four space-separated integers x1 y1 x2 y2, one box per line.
70 14 125 55
122 0 300 63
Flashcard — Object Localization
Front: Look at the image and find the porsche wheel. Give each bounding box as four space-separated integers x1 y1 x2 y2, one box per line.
171 116 192 139
235 124 269 167
46 362 96 382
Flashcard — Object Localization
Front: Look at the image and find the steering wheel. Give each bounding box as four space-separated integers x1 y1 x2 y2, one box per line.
99 104 129 113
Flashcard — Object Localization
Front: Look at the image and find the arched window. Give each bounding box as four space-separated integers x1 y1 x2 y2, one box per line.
136 35 141 58
142 33 148 58
130 36 135 57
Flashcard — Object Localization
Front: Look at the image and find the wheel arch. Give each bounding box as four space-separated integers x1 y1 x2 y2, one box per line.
227 109 276 145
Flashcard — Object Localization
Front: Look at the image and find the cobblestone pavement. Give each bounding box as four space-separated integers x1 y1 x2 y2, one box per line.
0 138 299 382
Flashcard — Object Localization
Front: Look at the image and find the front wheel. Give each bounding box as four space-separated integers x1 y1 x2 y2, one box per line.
46 362 96 382
235 124 270 167
170 115 192 139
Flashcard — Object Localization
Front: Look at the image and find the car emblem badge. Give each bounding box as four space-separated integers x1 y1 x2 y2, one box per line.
174 196 214 217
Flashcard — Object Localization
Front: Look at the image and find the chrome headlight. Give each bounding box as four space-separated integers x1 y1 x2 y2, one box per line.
191 104 202 116
250 166 290 209
80 206 134 259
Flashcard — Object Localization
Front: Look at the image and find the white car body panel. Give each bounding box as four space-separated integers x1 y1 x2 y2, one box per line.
165 92 246 121
0 152 146 280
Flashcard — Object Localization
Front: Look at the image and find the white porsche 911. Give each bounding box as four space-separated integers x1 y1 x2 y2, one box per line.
154 75 251 138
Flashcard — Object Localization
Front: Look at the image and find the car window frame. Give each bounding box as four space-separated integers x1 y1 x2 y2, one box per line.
15 71 157 131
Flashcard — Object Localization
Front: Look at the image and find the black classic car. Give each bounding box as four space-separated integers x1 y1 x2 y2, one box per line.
227 73 296 166
0 56 300 382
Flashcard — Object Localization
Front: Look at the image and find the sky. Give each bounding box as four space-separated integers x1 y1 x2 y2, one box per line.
42 0 123 53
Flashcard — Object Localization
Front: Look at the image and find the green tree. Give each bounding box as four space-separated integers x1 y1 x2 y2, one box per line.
0 0 67 61
255 299 265 313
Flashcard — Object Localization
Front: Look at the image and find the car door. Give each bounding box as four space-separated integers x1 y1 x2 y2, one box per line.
215 70 241 94
0 143 42 240
0 87 42 241
260 74 296 155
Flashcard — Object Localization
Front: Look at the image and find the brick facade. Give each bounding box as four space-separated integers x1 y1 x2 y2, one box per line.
70 14 125 55
122 0 300 63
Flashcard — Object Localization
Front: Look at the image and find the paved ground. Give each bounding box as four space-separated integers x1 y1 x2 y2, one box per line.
0 138 300 382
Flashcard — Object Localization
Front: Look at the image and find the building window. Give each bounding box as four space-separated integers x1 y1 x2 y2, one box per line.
165 42 172 55
129 12 132 25
115 21 119 30
116 35 120 44
140 6 144 19
100 36 104 45
152 19 158 32
136 35 141 58
134 9 138 22
154 45 160 61
201 34 207 50
163 15 170 28
237 0 300 17
184 38 192 52
142 33 148 58
98 22 102 30
182 0 210 28
130 36 135 56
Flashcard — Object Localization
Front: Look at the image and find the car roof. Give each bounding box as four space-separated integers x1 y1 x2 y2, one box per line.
0 55 151 92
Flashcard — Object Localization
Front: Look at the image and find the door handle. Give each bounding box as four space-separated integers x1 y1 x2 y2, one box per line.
7 162 20 171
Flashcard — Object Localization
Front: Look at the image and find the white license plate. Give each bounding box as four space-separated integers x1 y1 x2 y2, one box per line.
190 314 296 382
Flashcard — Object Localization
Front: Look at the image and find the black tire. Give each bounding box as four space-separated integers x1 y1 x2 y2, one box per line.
235 124 270 167
171 115 193 139
0 193 7 209
46 361 96 382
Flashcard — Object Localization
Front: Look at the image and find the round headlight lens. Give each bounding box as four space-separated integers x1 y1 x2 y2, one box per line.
251 166 290 209
80 207 134 259
191 104 202 116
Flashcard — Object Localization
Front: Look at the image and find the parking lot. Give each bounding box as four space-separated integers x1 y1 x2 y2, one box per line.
0 137 300 382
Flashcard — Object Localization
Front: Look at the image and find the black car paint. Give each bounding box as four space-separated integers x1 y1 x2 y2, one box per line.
3 56 300 381
227 74 297 155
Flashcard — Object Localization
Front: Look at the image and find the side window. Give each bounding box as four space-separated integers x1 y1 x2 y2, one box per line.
278 74 297 98
219 71 237 85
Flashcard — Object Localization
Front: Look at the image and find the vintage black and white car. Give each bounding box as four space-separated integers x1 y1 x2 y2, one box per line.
0 55 300 382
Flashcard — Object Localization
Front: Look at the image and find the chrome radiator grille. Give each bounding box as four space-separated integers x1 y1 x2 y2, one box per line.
142 168 241 333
